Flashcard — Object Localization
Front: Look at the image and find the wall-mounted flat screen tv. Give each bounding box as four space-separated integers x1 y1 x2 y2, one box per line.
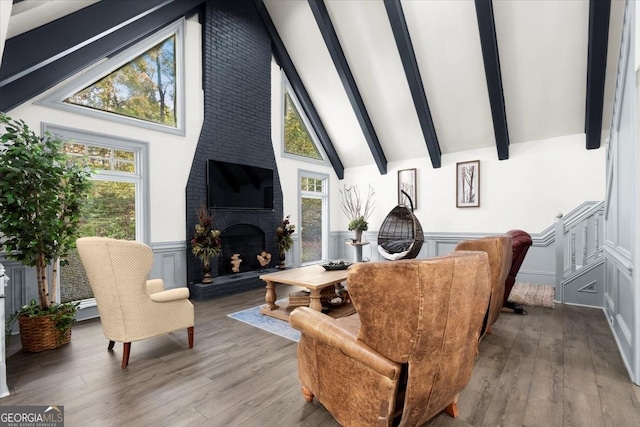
207 160 274 210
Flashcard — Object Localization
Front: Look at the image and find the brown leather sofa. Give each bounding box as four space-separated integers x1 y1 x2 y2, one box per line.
503 230 533 311
455 235 512 336
289 252 492 426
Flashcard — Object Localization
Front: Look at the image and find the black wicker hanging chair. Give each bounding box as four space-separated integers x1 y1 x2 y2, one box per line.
377 191 424 260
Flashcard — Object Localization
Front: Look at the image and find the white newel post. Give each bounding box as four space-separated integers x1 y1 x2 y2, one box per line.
554 213 565 303
0 263 9 398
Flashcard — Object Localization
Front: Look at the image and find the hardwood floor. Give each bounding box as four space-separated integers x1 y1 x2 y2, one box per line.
3 286 640 426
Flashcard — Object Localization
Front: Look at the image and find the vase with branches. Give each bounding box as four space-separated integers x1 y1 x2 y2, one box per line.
275 215 295 269
339 185 375 242
190 204 222 283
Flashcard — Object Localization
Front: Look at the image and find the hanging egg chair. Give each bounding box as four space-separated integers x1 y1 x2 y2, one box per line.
377 191 424 260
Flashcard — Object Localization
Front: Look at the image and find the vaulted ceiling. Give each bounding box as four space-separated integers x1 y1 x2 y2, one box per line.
0 0 625 179
262 0 625 177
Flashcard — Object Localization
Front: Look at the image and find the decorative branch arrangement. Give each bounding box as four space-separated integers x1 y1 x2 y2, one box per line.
275 215 295 269
275 215 295 253
339 185 375 232
191 203 222 283
191 204 222 262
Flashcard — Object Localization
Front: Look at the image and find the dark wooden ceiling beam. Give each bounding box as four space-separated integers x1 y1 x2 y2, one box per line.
475 0 510 160
0 0 204 112
253 0 344 179
308 0 388 175
1 0 173 84
384 0 441 169
585 0 611 150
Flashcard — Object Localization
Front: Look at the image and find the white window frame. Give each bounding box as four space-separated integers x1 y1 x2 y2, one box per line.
298 170 329 265
282 74 328 165
38 20 186 136
43 124 150 310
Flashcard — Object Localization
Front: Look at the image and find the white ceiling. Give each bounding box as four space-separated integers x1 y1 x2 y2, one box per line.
6 0 100 39
3 0 626 172
265 0 625 170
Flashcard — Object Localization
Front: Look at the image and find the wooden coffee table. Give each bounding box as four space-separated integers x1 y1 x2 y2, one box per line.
259 264 356 321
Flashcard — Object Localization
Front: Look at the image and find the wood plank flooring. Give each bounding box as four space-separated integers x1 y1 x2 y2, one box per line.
3 285 640 426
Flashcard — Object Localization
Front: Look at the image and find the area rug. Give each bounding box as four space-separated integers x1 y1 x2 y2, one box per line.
508 282 555 309
227 300 300 342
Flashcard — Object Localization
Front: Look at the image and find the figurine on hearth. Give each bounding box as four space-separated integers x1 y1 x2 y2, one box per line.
230 253 242 276
257 251 271 269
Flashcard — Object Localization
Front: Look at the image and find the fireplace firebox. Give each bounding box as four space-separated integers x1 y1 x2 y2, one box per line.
218 224 265 276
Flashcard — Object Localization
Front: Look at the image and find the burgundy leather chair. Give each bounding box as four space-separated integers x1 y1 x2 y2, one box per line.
504 230 532 311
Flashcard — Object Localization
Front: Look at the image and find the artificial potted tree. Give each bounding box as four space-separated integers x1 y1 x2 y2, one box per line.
0 113 92 352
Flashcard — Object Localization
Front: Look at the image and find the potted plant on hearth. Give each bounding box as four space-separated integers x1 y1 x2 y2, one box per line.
191 203 222 283
275 215 295 269
0 113 92 352
340 185 375 243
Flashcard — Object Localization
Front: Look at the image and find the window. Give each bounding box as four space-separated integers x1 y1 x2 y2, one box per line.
38 20 185 135
283 77 324 162
65 35 177 127
299 172 329 264
44 125 148 304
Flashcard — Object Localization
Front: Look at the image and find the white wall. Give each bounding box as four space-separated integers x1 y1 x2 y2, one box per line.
3 16 203 244
341 136 605 234
271 58 606 236
0 1 11 63
270 59 341 230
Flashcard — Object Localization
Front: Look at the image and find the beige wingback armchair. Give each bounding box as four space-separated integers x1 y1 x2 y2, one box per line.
289 251 492 427
455 235 512 337
76 237 194 368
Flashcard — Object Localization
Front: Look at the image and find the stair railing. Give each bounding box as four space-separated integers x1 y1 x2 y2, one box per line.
554 201 604 301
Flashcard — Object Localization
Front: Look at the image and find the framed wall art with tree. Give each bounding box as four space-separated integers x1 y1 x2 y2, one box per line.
398 168 417 209
456 160 480 208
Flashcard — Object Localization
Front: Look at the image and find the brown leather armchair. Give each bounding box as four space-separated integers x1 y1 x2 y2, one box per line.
455 236 512 336
289 252 492 426
504 230 533 311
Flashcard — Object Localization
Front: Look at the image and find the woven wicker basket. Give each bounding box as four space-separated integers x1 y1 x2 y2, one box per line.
321 286 338 301
18 314 72 352
288 291 310 307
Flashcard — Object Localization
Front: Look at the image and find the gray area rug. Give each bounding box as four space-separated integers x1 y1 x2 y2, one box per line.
229 283 556 341
508 282 555 308
227 299 300 342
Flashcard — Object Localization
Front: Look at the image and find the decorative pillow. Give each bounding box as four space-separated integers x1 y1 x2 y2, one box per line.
378 245 410 260
380 239 413 253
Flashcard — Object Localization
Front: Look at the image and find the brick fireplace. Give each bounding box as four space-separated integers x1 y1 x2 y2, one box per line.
185 0 282 292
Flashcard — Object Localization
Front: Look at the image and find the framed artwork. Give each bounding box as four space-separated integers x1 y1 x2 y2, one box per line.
398 168 417 209
456 160 480 208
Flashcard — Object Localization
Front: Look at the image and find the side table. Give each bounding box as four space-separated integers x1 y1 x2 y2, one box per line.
346 240 370 263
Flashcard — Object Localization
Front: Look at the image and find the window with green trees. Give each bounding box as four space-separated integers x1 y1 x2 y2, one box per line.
59 141 141 303
300 174 328 263
65 35 177 127
284 88 323 160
